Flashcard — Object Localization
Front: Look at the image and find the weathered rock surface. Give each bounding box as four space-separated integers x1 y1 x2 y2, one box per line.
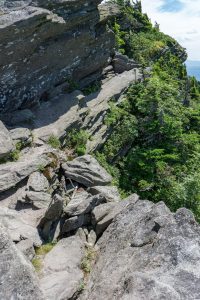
32 68 141 144
62 155 112 187
95 193 139 236
0 207 42 245
27 171 49 192
88 185 121 202
0 224 44 300
0 0 115 113
81 201 200 300
0 145 53 193
0 120 14 159
26 191 52 209
112 52 139 74
16 238 36 261
64 191 104 217
40 236 85 300
91 202 116 226
10 127 32 146
62 214 91 234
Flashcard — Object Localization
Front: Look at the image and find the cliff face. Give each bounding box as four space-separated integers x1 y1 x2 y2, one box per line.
0 0 115 112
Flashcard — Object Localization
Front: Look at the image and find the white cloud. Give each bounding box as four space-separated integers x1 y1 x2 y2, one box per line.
142 0 200 60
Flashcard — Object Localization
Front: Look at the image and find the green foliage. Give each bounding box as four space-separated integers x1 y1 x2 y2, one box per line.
65 129 89 156
32 258 42 272
82 81 101 95
48 135 61 149
81 246 97 275
97 2 200 221
35 243 56 256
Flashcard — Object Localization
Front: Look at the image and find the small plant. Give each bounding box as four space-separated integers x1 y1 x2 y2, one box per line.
38 164 45 172
82 81 101 96
78 281 86 292
65 129 89 156
32 258 42 272
35 242 56 255
65 79 79 93
48 135 61 149
80 246 97 275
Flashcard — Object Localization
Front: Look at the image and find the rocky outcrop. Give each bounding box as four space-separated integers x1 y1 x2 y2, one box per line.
0 120 14 159
62 155 112 187
40 236 85 300
0 145 53 193
0 148 200 300
0 0 115 113
81 201 200 300
0 224 44 300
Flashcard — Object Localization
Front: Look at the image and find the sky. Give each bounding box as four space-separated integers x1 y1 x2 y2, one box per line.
141 0 200 61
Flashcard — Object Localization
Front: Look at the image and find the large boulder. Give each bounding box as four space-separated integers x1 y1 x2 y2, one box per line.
81 201 200 300
27 171 49 192
25 191 52 209
64 191 105 217
88 185 121 202
9 127 32 146
0 224 44 300
0 207 42 245
40 235 85 300
0 146 53 193
62 155 112 187
0 120 14 159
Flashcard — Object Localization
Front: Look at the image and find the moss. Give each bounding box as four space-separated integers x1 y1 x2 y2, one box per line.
81 246 97 275
31 258 42 272
35 243 56 256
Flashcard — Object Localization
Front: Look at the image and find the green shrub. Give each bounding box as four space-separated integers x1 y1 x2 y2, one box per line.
65 129 89 156
48 135 61 149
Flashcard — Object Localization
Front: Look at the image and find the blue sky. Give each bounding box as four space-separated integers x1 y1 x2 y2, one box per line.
142 0 200 60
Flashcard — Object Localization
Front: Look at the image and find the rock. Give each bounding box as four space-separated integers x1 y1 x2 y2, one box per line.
16 239 35 261
91 202 116 226
39 194 64 240
27 171 49 192
43 194 64 221
0 224 44 300
81 201 200 300
62 215 91 234
64 191 105 217
0 120 14 159
76 227 87 243
0 109 35 126
87 230 97 247
0 0 115 113
0 146 53 193
112 52 139 74
32 69 141 144
62 155 112 187
84 69 142 152
40 236 85 300
0 207 42 246
9 127 32 146
88 185 121 202
26 191 52 209
95 194 139 236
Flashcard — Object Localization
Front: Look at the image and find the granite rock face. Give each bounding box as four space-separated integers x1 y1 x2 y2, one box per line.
62 155 112 187
0 224 44 300
81 201 200 300
0 120 14 159
0 0 115 113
